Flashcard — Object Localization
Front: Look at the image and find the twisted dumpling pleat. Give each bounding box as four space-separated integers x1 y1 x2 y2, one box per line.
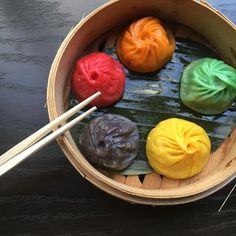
146 118 211 179
180 58 236 114
72 52 125 107
116 17 175 73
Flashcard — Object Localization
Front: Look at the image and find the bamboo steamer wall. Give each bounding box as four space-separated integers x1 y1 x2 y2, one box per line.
47 0 236 205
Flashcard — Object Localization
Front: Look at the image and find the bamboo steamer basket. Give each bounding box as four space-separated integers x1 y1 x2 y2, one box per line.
47 0 236 205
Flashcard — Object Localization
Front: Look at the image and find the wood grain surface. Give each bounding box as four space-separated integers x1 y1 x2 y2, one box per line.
0 0 235 235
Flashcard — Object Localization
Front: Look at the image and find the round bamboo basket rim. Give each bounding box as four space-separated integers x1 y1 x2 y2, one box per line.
60 134 236 199
56 138 236 205
47 0 236 202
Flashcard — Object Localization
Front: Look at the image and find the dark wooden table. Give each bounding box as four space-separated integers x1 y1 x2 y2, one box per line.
0 0 235 235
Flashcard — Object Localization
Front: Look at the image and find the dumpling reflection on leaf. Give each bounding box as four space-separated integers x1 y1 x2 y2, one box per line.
146 118 211 179
116 16 176 73
180 58 236 115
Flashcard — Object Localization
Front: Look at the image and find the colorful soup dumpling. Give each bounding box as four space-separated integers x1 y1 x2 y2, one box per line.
180 58 236 115
72 52 125 107
146 118 211 179
79 114 140 171
116 16 176 73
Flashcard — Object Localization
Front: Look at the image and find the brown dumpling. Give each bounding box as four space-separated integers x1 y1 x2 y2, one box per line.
79 114 140 170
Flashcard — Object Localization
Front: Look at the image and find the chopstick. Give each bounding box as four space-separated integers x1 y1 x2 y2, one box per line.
0 91 101 176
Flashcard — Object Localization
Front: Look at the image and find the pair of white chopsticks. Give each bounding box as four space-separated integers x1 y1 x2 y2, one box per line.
0 91 101 176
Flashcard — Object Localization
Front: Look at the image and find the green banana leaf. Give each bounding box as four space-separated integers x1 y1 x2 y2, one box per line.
70 38 236 175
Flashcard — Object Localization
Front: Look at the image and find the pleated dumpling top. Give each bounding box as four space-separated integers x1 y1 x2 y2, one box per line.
116 16 175 73
180 58 236 115
146 118 211 179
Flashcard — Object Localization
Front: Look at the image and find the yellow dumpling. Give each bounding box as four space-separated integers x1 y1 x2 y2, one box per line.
146 118 211 179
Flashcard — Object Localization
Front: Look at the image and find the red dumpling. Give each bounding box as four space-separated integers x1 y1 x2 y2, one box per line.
72 52 125 107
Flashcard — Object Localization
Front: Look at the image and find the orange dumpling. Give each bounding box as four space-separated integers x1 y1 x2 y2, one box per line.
116 16 176 73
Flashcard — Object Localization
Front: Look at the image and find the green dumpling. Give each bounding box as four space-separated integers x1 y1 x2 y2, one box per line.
180 58 236 115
